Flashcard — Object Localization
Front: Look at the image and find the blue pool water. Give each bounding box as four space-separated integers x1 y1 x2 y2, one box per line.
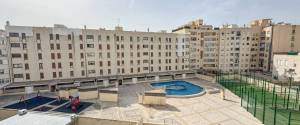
151 81 204 96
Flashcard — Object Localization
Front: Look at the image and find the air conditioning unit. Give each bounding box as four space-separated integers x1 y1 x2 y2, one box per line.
18 109 27 115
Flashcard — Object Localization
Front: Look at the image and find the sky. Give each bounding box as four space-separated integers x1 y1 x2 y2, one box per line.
0 0 299 32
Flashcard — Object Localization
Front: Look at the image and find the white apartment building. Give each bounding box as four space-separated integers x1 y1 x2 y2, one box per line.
272 52 300 82
0 30 10 88
5 23 191 83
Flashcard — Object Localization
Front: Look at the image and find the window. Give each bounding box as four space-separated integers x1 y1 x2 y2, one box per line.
81 62 84 67
53 72 57 78
69 53 73 59
51 53 55 59
107 61 111 66
50 34 53 40
87 52 95 57
11 43 21 48
40 73 44 79
108 69 111 74
39 63 43 69
52 63 56 69
99 61 103 67
130 36 133 42
59 72 62 77
137 37 140 42
81 70 85 76
50 44 54 50
79 35 83 40
25 63 29 70
68 44 72 50
11 53 21 58
21 33 26 40
23 43 27 49
88 61 95 65
57 53 61 59
98 35 101 41
24 54 28 60
80 53 84 58
37 43 42 50
106 36 110 41
70 71 74 77
56 44 60 50
100 70 103 75
0 69 4 74
68 34 72 40
14 74 23 78
38 53 42 60
13 64 23 68
70 62 73 68
9 32 19 37
26 73 30 80
88 70 95 74
99 44 102 50
80 44 83 49
56 34 59 40
87 44 94 48
58 63 62 69
87 35 94 39
107 53 110 58
36 33 40 40
107 44 110 50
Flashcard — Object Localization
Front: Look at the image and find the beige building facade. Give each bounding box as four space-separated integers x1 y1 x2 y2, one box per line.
0 30 10 87
5 24 190 83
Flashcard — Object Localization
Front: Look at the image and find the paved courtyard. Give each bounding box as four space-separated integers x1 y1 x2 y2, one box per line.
81 78 263 125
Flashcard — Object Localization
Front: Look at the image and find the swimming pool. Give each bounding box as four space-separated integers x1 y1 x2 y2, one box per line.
151 81 205 97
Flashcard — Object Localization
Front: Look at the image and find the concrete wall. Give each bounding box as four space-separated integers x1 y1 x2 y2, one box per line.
75 116 138 125
79 90 98 99
141 95 166 105
99 93 118 102
0 109 17 121
197 74 215 82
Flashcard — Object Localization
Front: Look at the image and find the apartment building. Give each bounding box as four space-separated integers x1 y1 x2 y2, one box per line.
202 28 220 73
0 30 10 87
5 23 190 83
172 19 213 70
218 24 262 73
267 24 300 72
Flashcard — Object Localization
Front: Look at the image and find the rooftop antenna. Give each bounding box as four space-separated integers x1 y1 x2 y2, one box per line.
117 18 120 27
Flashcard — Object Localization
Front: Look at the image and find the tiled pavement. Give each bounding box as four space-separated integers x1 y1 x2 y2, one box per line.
81 78 263 125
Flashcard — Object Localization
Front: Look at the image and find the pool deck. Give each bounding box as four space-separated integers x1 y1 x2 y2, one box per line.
81 78 263 125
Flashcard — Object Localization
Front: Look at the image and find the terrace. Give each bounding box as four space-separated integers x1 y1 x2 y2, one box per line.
0 77 263 125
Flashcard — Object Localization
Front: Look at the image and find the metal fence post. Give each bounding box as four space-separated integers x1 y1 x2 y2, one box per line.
273 95 277 125
287 79 292 110
241 88 244 107
263 89 266 124
254 94 257 117
247 90 250 111
272 86 275 107
288 112 292 125
284 88 287 107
